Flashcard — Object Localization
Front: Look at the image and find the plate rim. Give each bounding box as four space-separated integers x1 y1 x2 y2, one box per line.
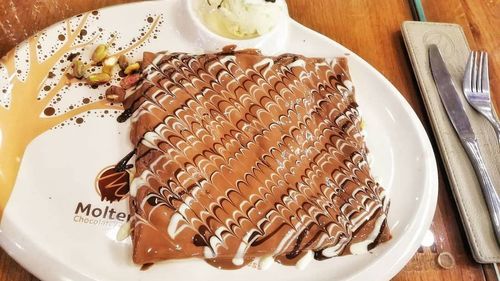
0 2 439 280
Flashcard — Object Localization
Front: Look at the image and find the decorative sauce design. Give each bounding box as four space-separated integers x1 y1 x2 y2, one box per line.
0 11 162 217
126 50 390 269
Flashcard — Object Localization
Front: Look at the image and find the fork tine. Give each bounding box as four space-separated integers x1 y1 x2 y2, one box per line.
481 51 490 93
464 51 474 91
472 51 478 92
477 52 483 92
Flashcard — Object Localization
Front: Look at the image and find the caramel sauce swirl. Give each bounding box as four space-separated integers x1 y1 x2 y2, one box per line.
125 49 391 269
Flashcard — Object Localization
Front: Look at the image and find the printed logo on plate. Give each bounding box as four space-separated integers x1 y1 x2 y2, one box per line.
72 166 131 227
95 166 131 203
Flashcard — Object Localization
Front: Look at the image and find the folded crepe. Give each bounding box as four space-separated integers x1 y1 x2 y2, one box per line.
122 48 391 269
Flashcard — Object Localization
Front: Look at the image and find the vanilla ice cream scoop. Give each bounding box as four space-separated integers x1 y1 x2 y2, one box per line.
197 0 287 39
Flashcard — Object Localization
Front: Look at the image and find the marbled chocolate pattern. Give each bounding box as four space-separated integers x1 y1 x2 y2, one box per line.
124 49 390 269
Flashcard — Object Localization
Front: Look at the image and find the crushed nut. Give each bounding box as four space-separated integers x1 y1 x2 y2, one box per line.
124 62 140 75
105 85 126 102
72 60 85 79
92 44 108 63
118 55 129 70
102 56 118 74
67 52 80 62
120 73 141 89
88 73 111 85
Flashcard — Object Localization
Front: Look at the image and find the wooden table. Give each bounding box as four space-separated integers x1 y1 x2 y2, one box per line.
0 0 498 280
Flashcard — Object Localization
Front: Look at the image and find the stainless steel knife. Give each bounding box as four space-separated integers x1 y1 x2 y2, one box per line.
429 44 500 245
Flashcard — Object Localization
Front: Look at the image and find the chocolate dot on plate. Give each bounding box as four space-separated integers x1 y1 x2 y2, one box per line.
69 105 74 110
16 70 22 74
44 107 56 116
58 34 65 41
147 16 154 23
92 10 99 15
76 117 84 124
80 29 87 36
44 85 51 91
83 98 90 104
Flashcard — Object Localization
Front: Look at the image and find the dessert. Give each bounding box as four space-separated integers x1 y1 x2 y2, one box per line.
122 47 391 269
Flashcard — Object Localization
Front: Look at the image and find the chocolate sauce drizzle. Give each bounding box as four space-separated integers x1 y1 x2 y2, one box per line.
114 149 136 172
117 108 133 123
125 50 390 268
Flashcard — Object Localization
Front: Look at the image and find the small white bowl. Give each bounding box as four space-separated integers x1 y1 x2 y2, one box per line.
184 0 289 53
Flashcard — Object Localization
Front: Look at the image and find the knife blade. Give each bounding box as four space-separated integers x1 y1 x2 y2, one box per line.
429 44 500 245
428 44 474 140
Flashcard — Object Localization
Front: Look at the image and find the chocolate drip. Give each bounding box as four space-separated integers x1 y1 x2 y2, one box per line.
114 149 136 172
285 227 310 259
117 108 133 123
140 263 154 271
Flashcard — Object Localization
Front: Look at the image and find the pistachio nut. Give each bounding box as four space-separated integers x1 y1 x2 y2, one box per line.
124 62 140 75
118 55 129 70
92 44 108 63
72 60 85 79
88 72 111 85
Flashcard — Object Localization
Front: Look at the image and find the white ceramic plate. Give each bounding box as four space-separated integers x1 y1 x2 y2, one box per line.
0 1 438 280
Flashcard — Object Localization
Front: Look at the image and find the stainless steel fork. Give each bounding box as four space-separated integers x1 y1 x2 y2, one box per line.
463 51 500 144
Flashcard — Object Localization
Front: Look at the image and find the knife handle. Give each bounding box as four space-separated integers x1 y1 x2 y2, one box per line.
463 139 500 244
